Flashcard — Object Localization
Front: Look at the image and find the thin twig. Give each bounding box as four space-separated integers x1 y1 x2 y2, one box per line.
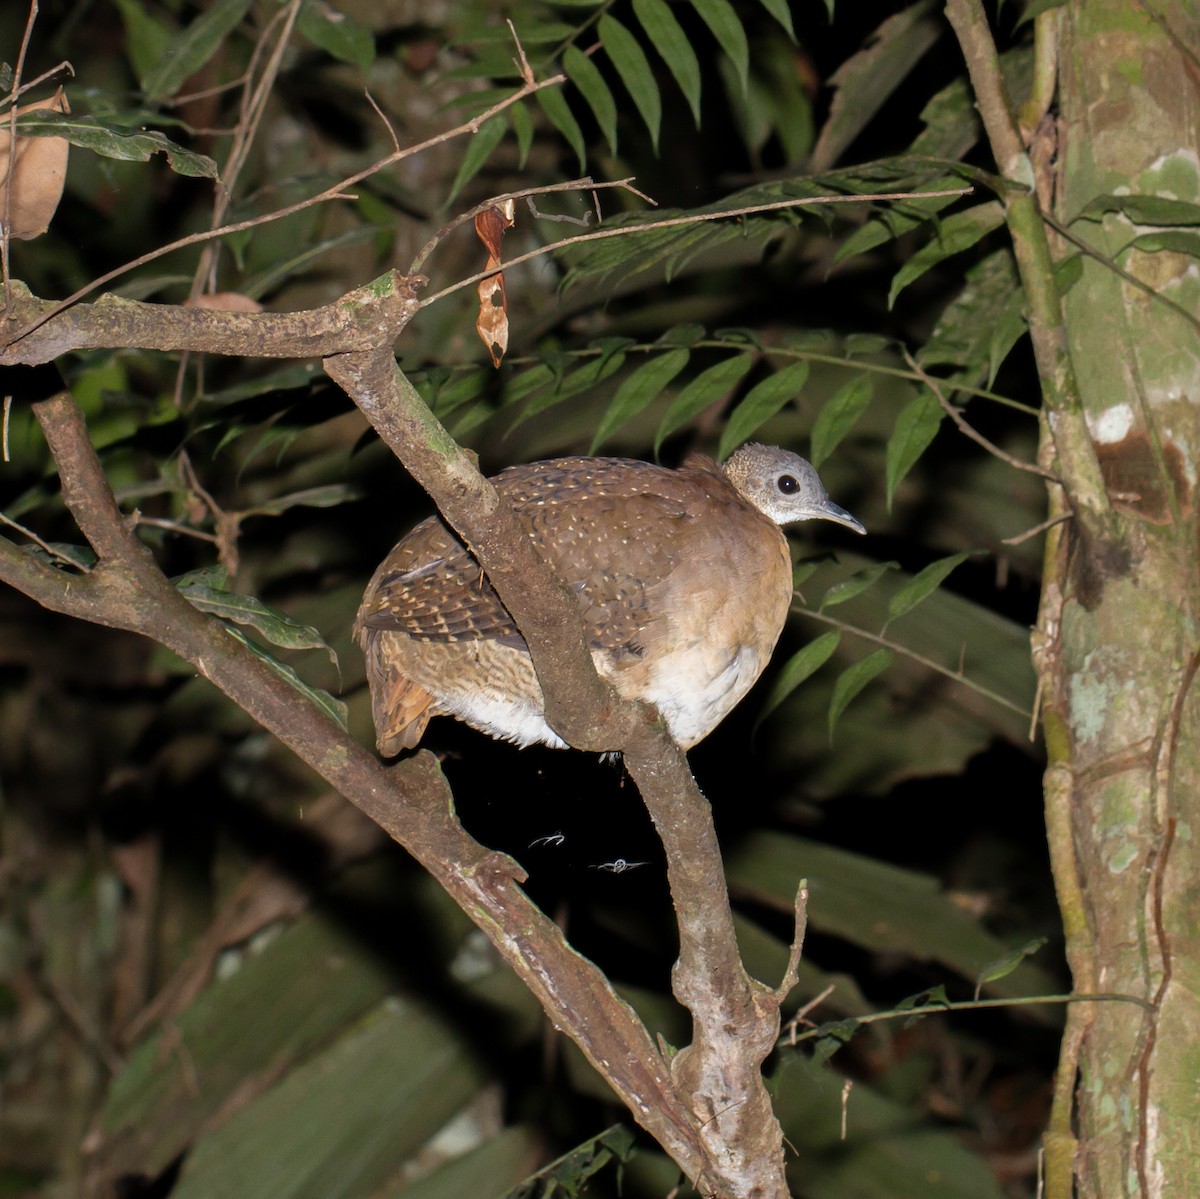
796 604 1032 718
1 70 567 353
903 349 1059 481
0 509 84 563
418 188 975 309
1001 511 1071 547
409 176 654 273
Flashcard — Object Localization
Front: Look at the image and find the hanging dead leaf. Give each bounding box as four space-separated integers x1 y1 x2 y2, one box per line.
474 201 515 367
0 89 70 240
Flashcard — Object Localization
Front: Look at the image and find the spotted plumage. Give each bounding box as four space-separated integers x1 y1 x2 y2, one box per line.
357 443 864 754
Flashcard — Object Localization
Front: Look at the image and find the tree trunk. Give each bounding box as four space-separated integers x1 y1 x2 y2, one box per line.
1042 2 1200 1194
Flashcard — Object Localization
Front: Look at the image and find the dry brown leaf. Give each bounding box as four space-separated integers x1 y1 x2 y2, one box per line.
0 89 70 241
474 201 514 367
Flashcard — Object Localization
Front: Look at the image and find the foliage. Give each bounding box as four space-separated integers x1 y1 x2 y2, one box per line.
0 1 1071 1197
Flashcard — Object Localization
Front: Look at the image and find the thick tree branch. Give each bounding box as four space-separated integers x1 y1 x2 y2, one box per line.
323 348 795 1197
0 273 424 364
2 391 714 1186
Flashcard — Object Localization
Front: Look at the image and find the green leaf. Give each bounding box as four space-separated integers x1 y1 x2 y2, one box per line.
590 349 689 452
564 45 618 153
446 114 507 203
809 374 873 467
14 111 218 178
810 0 941 172
297 0 375 71
974 937 1049 997
757 631 841 724
819 562 898 611
510 346 630 428
142 0 253 100
599 15 661 151
240 484 365 518
690 0 749 95
755 0 796 40
177 582 336 664
537 86 587 170
885 551 971 628
829 648 893 740
633 0 701 126
885 390 943 507
1076 192 1200 227
653 354 755 455
718 361 809 460
225 626 348 729
510 99 534 168
888 201 1006 308
1128 229 1200 256
112 0 173 88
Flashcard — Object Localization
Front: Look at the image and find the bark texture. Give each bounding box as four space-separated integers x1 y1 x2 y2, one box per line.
1042 3 1200 1194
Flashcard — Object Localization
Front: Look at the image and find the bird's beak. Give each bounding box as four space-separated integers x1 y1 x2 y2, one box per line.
817 501 866 535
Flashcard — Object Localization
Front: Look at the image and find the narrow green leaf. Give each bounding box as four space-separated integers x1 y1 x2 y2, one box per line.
1077 192 1200 227
511 348 629 428
143 0 253 100
633 0 701 126
112 0 173 88
754 0 796 40
1128 229 1200 256
654 354 755 455
599 15 661 151
819 562 898 611
590 349 689 452
178 582 335 665
829 648 893 740
974 937 1049 997
717 361 809 460
885 391 943 507
690 0 749 94
240 484 365 518
510 98 534 168
885 551 972 628
229 628 348 728
987 291 1027 386
537 86 586 170
810 374 873 467
297 0 375 71
446 114 507 203
888 201 1006 308
14 112 218 177
564 45 619 153
757 631 841 724
1054 252 1083 296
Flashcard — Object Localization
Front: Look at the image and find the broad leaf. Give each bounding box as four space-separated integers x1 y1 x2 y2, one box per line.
819 562 898 611
888 201 1006 308
537 86 587 170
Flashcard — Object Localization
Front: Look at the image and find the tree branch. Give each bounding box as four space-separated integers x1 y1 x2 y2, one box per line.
323 348 795 1197
3 391 716 1186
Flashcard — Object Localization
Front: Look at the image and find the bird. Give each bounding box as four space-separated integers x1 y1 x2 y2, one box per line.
356 443 864 755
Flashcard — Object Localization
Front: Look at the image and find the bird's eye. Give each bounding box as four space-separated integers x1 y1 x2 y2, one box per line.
777 473 799 494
